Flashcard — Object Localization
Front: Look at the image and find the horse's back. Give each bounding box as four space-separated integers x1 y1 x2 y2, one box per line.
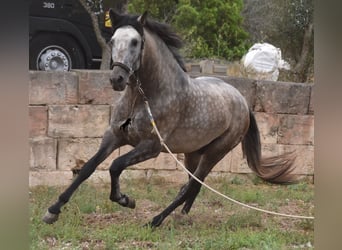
191 76 248 111
192 75 250 130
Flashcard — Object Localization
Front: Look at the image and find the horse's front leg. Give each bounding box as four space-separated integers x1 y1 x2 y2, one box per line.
109 139 161 208
42 128 122 224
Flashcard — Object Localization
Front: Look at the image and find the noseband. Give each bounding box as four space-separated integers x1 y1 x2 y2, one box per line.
111 61 135 76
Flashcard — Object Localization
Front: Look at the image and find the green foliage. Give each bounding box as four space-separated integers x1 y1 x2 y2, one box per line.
128 0 178 22
128 0 250 60
243 0 314 82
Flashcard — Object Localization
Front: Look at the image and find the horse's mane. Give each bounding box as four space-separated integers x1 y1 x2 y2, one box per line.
111 12 187 72
144 19 187 72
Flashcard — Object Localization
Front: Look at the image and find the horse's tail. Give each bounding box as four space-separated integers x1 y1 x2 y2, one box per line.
241 110 297 183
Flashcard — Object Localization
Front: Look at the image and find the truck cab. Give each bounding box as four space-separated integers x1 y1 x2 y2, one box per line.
29 0 112 71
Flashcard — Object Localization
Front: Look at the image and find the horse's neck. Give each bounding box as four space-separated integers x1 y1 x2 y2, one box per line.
138 32 187 97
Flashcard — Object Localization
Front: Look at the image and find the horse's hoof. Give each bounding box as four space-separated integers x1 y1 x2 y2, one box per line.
112 194 136 209
126 197 136 209
42 210 59 224
143 222 154 229
148 215 163 228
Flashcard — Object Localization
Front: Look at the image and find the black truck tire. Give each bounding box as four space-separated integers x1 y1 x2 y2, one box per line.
29 33 86 71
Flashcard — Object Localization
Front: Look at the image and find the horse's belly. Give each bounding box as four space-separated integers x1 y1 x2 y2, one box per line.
164 127 227 153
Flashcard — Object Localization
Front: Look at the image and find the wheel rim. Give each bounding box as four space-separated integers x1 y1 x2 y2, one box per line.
36 46 72 71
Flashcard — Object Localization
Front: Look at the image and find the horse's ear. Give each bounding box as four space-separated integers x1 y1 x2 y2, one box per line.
137 11 148 26
109 8 121 25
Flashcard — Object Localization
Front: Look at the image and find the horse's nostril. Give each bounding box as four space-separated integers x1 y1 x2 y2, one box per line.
117 75 124 83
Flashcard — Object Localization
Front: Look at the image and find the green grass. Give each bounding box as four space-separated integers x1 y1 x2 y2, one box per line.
30 175 314 249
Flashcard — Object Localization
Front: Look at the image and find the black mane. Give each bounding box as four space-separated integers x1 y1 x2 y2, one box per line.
144 19 187 72
111 12 187 72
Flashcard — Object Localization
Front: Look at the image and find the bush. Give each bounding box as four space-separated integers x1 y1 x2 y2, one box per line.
128 0 250 60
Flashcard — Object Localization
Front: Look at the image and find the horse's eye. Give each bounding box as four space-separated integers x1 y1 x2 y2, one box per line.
131 39 138 47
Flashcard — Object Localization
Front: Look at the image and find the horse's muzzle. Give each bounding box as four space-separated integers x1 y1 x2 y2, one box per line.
110 68 129 91
110 76 126 91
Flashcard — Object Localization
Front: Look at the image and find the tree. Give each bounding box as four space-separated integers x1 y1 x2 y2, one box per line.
175 0 250 60
128 0 179 23
78 0 111 69
128 0 250 60
242 0 314 82
78 0 129 69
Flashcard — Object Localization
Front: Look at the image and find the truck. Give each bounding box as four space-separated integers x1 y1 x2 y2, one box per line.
29 0 112 71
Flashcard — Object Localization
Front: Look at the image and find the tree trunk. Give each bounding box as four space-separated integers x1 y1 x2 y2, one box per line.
78 0 111 70
292 22 314 82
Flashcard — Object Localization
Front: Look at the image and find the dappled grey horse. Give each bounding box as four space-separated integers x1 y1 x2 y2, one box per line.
43 10 296 227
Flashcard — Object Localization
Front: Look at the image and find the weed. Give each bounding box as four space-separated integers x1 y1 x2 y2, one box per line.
230 175 245 185
225 210 263 231
30 177 313 249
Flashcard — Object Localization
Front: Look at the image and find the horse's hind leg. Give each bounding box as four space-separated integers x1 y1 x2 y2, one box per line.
148 162 213 227
181 130 245 216
149 133 236 227
42 129 120 224
181 155 222 215
181 152 201 214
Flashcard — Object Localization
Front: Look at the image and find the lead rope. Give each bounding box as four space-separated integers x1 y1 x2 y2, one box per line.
139 87 314 220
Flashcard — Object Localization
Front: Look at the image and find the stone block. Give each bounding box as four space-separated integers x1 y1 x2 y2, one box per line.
212 153 232 172
86 170 111 184
199 60 214 74
213 65 228 75
57 138 119 171
226 61 243 78
185 63 192 72
255 112 279 144
230 142 314 176
278 115 314 145
190 64 201 73
29 106 48 137
48 105 110 137
86 169 155 184
254 80 311 114
230 144 252 174
29 71 78 104
75 70 123 105
86 169 188 185
29 171 73 187
141 169 188 184
29 137 57 171
261 144 314 175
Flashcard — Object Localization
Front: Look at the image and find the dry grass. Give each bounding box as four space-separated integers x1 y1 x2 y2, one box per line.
30 174 314 249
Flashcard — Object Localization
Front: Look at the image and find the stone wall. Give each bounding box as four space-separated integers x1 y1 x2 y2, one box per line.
29 70 314 186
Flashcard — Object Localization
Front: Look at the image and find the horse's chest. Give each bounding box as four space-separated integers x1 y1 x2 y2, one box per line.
112 108 153 143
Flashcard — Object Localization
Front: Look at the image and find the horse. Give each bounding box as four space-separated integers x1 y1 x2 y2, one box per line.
43 10 296 228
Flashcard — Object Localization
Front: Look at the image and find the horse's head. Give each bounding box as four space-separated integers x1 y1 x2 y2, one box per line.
109 10 147 91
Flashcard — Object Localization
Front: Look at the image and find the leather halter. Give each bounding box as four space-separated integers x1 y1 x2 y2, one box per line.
111 61 135 76
110 30 145 81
